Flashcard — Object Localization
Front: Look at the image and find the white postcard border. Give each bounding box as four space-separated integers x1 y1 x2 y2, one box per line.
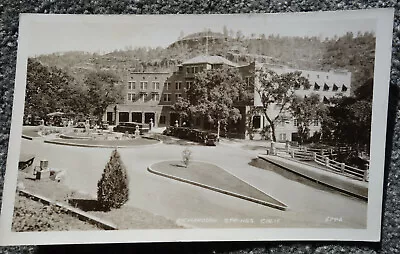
0 8 395 245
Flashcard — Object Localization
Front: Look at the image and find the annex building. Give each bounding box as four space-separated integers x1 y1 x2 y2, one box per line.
104 55 351 142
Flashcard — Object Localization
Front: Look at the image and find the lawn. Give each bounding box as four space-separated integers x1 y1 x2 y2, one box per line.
149 161 287 209
22 128 41 138
15 171 181 230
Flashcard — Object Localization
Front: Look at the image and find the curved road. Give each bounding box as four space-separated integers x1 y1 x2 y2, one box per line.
19 138 367 229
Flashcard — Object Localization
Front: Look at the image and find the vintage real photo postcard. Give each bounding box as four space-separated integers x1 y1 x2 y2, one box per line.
0 8 394 245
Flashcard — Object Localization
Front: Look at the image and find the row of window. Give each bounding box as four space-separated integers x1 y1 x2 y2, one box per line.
129 75 162 80
295 83 348 92
293 119 319 126
252 116 319 129
127 92 182 102
127 81 193 91
186 66 201 74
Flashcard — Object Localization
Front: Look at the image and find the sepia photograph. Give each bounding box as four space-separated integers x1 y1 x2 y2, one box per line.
0 8 394 245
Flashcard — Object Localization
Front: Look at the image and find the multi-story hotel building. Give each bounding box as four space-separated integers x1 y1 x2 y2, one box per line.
104 55 351 142
251 62 351 141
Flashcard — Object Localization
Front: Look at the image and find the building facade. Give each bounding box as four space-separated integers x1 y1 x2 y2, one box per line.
104 55 351 142
251 62 351 141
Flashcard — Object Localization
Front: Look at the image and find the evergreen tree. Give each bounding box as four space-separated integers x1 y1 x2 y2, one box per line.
97 149 129 210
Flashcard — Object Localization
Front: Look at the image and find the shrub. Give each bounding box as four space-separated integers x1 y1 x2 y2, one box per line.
97 149 129 210
182 148 192 168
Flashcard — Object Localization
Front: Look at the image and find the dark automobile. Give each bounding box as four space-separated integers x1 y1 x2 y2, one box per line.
204 133 218 146
75 122 86 128
113 122 149 134
99 121 109 130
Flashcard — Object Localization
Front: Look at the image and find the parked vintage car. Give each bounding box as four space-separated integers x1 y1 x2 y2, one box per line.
75 122 86 128
113 122 149 134
99 121 109 130
204 133 218 146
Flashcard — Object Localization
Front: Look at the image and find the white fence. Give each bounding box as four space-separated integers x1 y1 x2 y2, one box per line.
287 148 369 182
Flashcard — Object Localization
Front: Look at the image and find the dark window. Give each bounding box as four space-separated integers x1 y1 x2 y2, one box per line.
170 113 179 126
132 112 142 123
323 83 329 91
342 85 348 92
119 112 129 123
314 82 320 90
332 84 338 91
159 115 166 124
107 112 113 124
252 116 261 129
145 112 155 124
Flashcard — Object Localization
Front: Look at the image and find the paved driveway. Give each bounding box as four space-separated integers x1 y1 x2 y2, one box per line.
19 138 367 229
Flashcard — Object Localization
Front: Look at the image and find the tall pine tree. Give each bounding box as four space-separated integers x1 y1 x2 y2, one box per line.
97 149 129 210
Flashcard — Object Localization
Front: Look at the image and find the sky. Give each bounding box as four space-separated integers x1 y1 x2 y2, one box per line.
21 11 377 56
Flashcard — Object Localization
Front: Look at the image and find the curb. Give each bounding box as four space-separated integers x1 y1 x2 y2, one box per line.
21 135 33 140
257 155 368 201
43 139 162 149
147 165 288 211
18 189 118 230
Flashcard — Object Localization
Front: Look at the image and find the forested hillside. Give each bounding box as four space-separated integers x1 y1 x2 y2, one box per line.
35 30 375 94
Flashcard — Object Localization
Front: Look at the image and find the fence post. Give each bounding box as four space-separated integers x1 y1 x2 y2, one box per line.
340 163 345 173
320 149 324 155
270 141 276 156
325 157 330 167
291 149 294 158
285 141 290 152
313 152 317 161
363 168 369 182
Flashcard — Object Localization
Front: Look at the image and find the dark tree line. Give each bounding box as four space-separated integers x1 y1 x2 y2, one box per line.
321 78 373 153
24 59 122 123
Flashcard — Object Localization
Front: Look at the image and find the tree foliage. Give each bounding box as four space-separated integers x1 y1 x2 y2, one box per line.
85 70 123 122
24 59 123 123
255 69 310 141
24 59 89 120
173 66 251 139
322 79 373 152
290 94 327 144
97 149 129 210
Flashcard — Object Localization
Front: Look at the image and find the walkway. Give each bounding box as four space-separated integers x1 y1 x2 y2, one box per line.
18 138 368 229
258 154 368 200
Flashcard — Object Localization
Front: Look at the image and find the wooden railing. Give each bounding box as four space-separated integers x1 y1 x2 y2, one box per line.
313 153 368 182
288 148 369 182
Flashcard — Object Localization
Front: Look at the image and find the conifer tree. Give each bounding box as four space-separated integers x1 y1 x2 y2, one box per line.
97 149 129 210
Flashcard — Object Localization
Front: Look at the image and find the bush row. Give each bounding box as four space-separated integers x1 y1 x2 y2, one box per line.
163 127 218 144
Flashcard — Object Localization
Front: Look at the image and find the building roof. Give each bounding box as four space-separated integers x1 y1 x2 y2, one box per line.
182 55 239 67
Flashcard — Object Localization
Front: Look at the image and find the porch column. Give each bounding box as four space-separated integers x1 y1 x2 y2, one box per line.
115 111 119 125
154 112 158 127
